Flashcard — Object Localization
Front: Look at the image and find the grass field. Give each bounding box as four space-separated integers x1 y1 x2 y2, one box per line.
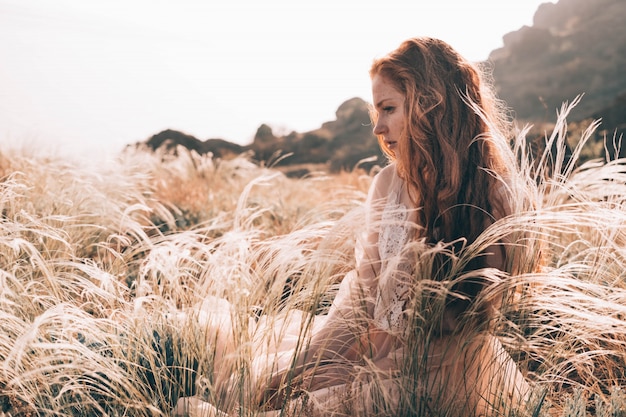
2 102 626 416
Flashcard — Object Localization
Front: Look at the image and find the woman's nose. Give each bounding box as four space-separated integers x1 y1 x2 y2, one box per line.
373 120 385 135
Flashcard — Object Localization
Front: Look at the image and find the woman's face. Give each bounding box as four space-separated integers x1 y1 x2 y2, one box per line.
371 74 406 157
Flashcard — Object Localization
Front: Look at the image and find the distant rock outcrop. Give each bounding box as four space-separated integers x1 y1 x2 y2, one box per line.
488 0 626 160
144 129 247 159
490 0 626 124
261 97 383 172
138 98 383 174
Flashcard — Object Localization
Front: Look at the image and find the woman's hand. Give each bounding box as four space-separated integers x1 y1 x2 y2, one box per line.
256 360 356 411
253 349 299 410
256 373 286 410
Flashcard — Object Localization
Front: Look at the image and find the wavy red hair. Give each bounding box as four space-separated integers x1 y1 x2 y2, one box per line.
370 37 512 252
369 38 530 323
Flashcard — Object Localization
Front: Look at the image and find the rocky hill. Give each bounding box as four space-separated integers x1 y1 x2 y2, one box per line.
490 0 626 158
138 0 625 168
139 97 383 175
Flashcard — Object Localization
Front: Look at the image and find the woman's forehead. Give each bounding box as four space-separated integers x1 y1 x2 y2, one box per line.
371 74 404 106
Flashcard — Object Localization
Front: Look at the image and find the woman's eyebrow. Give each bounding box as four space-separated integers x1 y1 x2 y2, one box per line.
375 98 392 109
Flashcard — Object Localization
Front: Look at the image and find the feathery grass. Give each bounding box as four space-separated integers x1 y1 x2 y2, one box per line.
1 102 626 416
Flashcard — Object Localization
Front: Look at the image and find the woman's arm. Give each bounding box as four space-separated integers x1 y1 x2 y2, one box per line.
484 178 516 271
257 166 392 407
291 166 393 368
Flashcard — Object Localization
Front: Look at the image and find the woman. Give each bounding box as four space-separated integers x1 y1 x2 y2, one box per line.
174 37 535 417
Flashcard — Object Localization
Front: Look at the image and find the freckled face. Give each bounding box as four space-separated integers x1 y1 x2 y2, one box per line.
371 74 406 158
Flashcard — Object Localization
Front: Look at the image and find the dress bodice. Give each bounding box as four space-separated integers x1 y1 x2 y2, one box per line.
372 166 414 335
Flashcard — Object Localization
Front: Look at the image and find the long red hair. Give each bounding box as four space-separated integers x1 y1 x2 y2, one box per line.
370 37 511 253
370 38 525 323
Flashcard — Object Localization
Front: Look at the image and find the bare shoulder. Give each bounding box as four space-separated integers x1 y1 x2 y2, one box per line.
375 162 396 180
491 176 516 220
372 163 397 189
366 163 397 203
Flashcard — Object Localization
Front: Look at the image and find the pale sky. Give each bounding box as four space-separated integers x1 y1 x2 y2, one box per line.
0 0 554 159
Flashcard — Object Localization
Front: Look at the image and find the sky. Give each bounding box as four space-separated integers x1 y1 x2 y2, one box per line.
0 0 554 159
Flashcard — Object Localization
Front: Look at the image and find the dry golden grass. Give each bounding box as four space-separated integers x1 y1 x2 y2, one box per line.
1 101 626 416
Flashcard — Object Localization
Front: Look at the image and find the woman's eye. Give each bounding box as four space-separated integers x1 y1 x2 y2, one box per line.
383 106 394 113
